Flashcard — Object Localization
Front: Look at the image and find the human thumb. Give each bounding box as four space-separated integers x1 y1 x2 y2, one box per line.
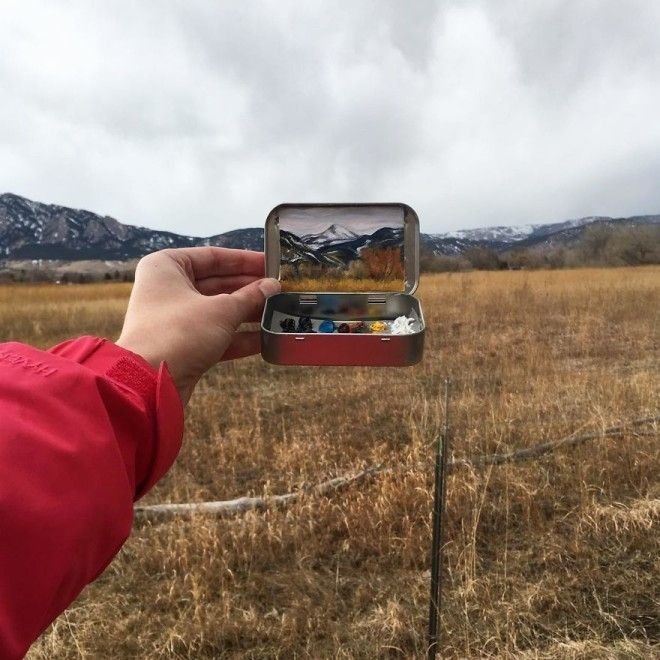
224 277 281 328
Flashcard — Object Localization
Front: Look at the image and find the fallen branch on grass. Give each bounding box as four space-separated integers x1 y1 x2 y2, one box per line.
135 415 658 520
135 465 383 519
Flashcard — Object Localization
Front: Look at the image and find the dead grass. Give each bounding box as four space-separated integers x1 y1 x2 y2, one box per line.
2 267 657 658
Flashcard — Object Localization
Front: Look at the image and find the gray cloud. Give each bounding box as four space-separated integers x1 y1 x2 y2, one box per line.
1 1 659 235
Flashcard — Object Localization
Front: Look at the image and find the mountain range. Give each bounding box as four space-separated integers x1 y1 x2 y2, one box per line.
425 215 660 256
1 192 658 262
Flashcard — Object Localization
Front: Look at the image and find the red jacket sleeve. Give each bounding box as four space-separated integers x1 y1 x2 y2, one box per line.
0 336 183 659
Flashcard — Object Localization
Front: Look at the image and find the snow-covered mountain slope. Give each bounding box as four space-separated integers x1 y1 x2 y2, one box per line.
440 224 538 243
424 215 660 256
0 193 260 259
0 193 200 259
438 217 605 244
301 224 359 246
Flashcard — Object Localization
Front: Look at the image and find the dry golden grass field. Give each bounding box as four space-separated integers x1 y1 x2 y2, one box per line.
1 267 657 659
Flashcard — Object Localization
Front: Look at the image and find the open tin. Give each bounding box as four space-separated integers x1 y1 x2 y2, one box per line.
260 203 425 366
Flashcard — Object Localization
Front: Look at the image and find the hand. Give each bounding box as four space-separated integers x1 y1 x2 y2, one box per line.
116 247 280 404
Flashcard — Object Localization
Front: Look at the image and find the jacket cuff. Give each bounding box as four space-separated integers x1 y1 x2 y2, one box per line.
48 336 184 499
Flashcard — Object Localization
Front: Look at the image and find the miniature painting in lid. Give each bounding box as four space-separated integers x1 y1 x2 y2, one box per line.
264 203 419 293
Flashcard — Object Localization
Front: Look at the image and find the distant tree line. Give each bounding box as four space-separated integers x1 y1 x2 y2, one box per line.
0 267 135 284
420 224 660 272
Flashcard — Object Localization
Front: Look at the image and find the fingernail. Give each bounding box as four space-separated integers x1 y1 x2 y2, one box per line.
258 278 281 297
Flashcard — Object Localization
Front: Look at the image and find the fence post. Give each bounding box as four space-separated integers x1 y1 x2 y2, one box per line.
427 378 451 658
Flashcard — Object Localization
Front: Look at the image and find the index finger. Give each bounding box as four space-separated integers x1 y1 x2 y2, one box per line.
168 247 265 280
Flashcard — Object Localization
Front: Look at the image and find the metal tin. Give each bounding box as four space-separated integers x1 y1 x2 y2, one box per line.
260 203 425 366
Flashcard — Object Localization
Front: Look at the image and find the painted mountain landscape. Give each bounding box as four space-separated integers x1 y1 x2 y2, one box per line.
277 206 406 291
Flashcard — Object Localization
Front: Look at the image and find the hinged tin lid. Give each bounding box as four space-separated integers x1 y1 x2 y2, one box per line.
264 203 420 294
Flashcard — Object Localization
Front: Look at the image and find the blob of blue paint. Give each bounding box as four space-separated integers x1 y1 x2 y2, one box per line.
318 320 336 333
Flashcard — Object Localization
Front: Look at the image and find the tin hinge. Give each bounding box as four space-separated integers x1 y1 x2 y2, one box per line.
367 294 387 304
299 294 318 305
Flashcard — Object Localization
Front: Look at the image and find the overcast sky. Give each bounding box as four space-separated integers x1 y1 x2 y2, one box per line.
1 1 660 235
